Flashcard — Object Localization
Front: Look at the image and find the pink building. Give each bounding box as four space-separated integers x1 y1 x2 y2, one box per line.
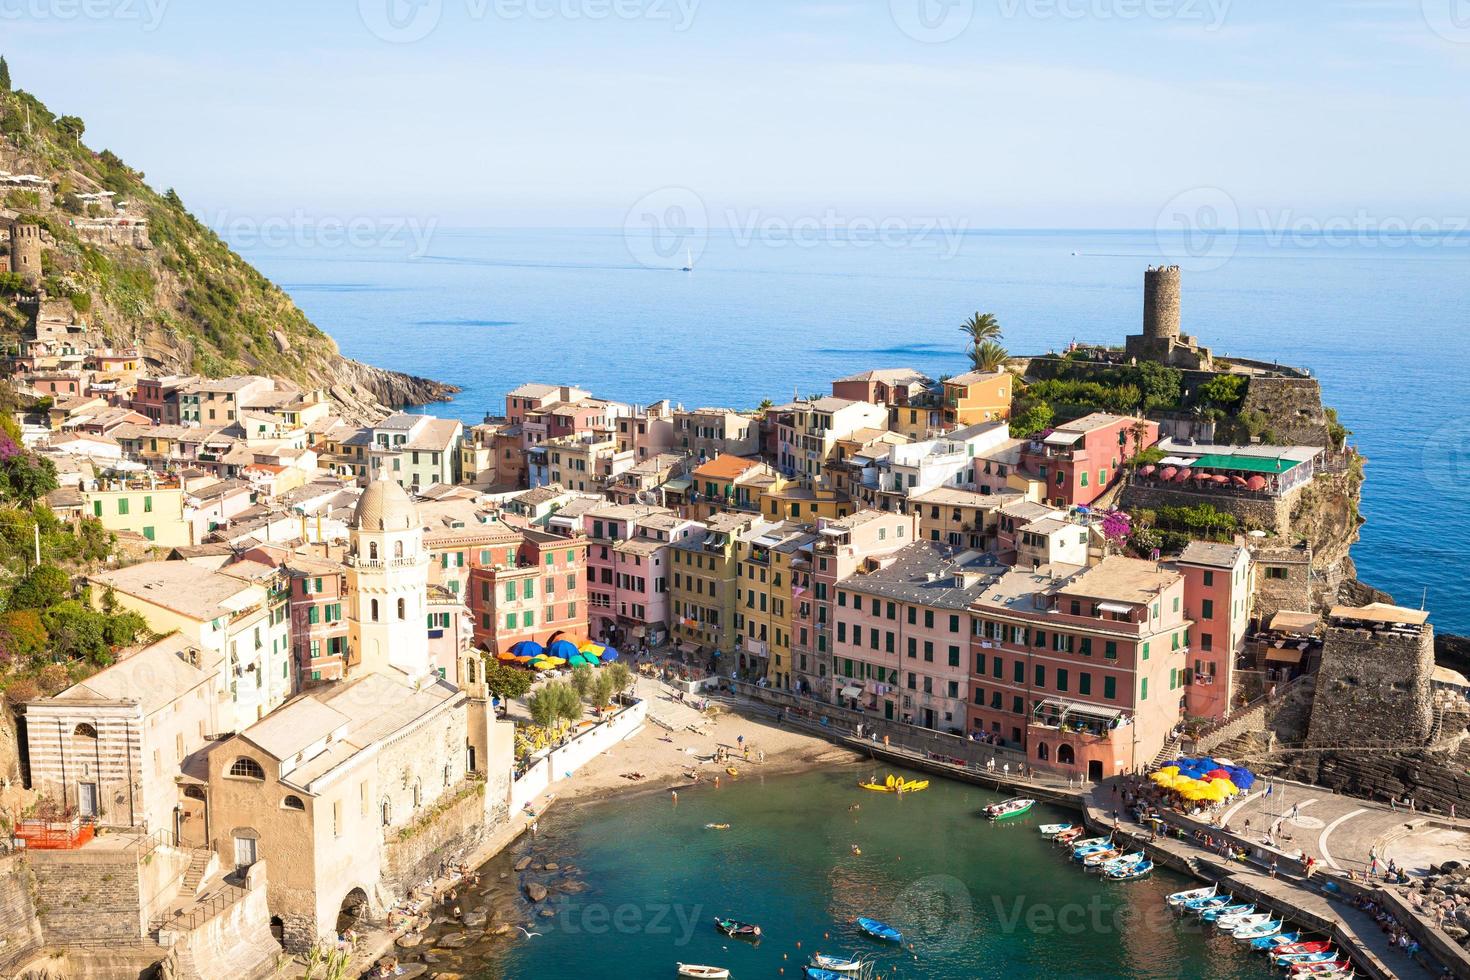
283 555 350 684
832 541 991 732
1020 413 1159 508
968 556 1192 780
1176 540 1253 721
468 528 589 655
584 505 695 650
799 510 918 700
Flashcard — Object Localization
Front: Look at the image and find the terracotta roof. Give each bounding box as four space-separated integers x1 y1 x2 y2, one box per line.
692 455 763 481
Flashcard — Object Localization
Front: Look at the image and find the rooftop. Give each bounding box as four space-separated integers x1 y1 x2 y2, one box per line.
42 633 213 715
839 541 998 610
693 454 765 481
91 561 261 622
1056 556 1179 606
1328 603 1430 627
1177 540 1248 569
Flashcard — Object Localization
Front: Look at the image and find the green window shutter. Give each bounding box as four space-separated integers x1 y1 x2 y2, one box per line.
1104 676 1116 699
1140 678 1148 701
118 498 129 515
143 526 155 541
523 610 535 627
505 582 516 601
143 495 153 513
505 614 516 630
93 501 102 517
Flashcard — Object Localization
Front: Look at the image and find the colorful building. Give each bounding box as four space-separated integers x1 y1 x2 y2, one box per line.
940 370 1014 427
468 528 588 654
284 555 350 684
967 556 1191 779
1175 540 1253 721
670 512 757 660
735 520 817 683
1019 412 1159 508
584 504 693 649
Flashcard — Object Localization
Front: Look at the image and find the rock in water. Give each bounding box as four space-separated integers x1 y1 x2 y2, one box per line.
514 857 533 872
525 882 548 902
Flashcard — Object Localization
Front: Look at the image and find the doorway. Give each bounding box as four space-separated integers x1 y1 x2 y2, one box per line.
78 783 97 818
233 833 258 872
1087 760 1104 781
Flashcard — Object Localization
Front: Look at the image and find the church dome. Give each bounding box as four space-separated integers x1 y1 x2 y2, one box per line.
352 478 420 532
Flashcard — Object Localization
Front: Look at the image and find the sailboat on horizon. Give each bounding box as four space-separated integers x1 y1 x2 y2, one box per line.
681 247 694 272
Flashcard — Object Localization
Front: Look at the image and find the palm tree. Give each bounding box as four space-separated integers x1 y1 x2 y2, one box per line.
960 312 1002 346
969 340 1010 374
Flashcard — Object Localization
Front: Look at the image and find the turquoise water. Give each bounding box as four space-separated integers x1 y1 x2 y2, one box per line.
462 767 1276 979
231 228 1470 634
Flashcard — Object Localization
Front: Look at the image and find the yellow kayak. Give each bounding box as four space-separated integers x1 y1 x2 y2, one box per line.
859 776 930 793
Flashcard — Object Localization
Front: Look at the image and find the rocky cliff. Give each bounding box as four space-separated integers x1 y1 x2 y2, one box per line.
0 74 456 422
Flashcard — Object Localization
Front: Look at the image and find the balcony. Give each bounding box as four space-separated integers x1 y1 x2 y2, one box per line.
346 554 429 570
1029 698 1128 741
15 817 95 850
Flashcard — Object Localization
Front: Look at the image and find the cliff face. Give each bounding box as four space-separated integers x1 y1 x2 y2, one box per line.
0 79 455 422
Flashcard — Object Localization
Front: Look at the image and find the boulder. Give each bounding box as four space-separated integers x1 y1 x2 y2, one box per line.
461 911 488 928
396 933 422 948
543 862 559 871
438 933 469 949
514 857 533 872
525 882 548 902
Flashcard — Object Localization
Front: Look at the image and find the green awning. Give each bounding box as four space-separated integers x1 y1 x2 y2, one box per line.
1189 454 1301 475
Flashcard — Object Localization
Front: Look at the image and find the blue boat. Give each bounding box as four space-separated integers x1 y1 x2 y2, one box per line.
857 917 902 943
803 970 849 980
1201 902 1253 922
1253 931 1300 951
1185 894 1232 913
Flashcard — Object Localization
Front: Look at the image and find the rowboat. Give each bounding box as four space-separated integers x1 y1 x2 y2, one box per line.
1200 902 1253 922
856 917 902 942
1081 847 1121 867
1232 918 1283 940
1220 912 1271 933
804 969 850 980
1212 906 1261 928
810 954 864 972
1184 894 1233 914
1288 960 1354 976
714 917 761 939
704 823 730 830
1271 941 1333 959
677 966 730 979
1105 859 1153 881
1072 841 1116 861
1038 822 1073 838
1054 827 1084 845
1165 883 1216 907
1068 835 1110 852
1252 931 1300 951
1098 852 1147 873
1272 950 1337 967
984 798 1034 820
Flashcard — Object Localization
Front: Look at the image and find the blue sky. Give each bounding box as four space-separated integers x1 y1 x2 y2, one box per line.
6 0 1470 227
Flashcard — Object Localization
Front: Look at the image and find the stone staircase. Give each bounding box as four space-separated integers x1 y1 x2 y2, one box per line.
180 850 217 898
1150 734 1183 769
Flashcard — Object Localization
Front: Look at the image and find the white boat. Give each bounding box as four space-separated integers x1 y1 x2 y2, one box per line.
1166 883 1217 907
1038 822 1073 838
1233 918 1284 941
1223 913 1272 934
811 953 865 971
1099 852 1147 873
677 966 729 979
681 248 694 272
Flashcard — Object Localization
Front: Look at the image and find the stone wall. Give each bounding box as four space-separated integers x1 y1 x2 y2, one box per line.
380 780 490 894
0 854 44 974
1239 375 1331 447
157 862 279 980
1120 482 1292 535
26 839 190 946
1308 624 1435 747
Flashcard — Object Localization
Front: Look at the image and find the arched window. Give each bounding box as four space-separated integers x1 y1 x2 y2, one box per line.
397 597 406 620
1057 744 1076 766
282 795 305 811
394 540 404 558
184 785 207 801
229 757 265 780
370 599 379 622
1036 742 1050 761
467 658 477 684
369 541 379 561
73 723 98 739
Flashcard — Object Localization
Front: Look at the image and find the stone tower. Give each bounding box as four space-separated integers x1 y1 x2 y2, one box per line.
1307 605 1435 748
7 221 42 288
346 477 432 681
1142 264 1182 341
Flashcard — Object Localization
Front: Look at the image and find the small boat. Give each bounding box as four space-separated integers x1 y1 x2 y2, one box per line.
1200 902 1253 922
677 966 729 979
1038 822 1073 838
1271 941 1333 959
1054 827 1084 845
1221 912 1271 933
1272 949 1337 967
1106 859 1153 881
1252 931 1300 951
714 917 761 939
726 767 739 777
804 969 849 980
1289 962 1353 977
1166 883 1217 907
1067 835 1110 852
984 798 1034 820
681 248 695 273
1097 852 1147 873
1213 906 1262 928
704 823 730 830
1072 841 1116 861
1184 894 1233 914
1232 918 1283 940
1081 847 1122 868
856 917 902 942
810 953 864 972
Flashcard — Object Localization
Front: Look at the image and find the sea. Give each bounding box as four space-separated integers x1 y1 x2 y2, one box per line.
229 226 1470 636
401 765 1279 979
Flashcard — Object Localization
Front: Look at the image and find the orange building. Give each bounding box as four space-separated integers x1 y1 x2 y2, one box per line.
942 370 1014 426
469 528 589 654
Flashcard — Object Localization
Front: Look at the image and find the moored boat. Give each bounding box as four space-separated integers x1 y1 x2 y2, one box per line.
1054 826 1084 845
1165 883 1216 907
677 966 730 979
1105 859 1153 880
1038 822 1073 838
1184 894 1233 914
1272 949 1337 967
803 969 849 980
984 797 1035 820
1081 847 1122 868
856 917 902 942
714 917 762 939
1212 905 1260 928
1232 918 1283 940
810 954 864 972
1097 852 1147 873
1271 941 1333 959
1220 912 1271 934
1067 835 1110 852
1252 931 1300 951
1288 960 1354 977
1200 902 1253 922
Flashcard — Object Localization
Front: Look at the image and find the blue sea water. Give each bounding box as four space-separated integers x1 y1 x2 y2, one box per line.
230 228 1470 635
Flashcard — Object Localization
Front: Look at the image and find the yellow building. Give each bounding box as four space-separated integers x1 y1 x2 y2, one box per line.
942 370 1014 426
83 480 193 547
670 512 757 657
734 520 817 683
759 484 852 523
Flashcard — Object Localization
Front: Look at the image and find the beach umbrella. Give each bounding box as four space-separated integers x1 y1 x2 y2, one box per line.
1246 475 1267 491
599 646 621 662
548 639 580 660
1205 768 1231 780
580 642 606 658
542 657 568 667
1212 475 1229 484
513 655 535 664
1139 465 1157 477
496 651 518 662
510 640 545 659
1215 778 1240 796
1160 466 1178 480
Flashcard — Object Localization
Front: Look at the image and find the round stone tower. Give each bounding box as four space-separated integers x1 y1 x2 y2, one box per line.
1142 264 1182 341
7 221 42 288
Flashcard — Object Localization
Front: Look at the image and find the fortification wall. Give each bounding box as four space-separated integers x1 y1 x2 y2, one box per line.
1239 375 1331 447
1120 483 1292 535
157 862 279 980
0 853 44 974
1308 625 1435 746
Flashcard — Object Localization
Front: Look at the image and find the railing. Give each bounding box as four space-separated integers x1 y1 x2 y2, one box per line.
14 817 94 850
152 883 248 942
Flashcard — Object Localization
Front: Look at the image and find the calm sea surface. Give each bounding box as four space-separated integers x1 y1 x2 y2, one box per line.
231 227 1470 635
446 766 1276 979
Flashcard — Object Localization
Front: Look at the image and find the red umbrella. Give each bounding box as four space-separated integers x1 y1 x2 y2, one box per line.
1232 476 1249 487
1205 768 1231 780
1139 465 1157 477
1159 466 1177 480
1194 470 1212 481
1212 475 1229 484
1246 475 1267 491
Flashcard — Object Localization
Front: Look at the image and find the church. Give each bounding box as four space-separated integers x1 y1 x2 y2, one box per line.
198 477 513 950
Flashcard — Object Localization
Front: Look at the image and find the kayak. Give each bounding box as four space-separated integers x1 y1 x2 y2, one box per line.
714 917 761 939
856 917 902 942
677 967 730 979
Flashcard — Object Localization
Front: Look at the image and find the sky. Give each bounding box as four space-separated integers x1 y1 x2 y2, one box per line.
5 0 1470 228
